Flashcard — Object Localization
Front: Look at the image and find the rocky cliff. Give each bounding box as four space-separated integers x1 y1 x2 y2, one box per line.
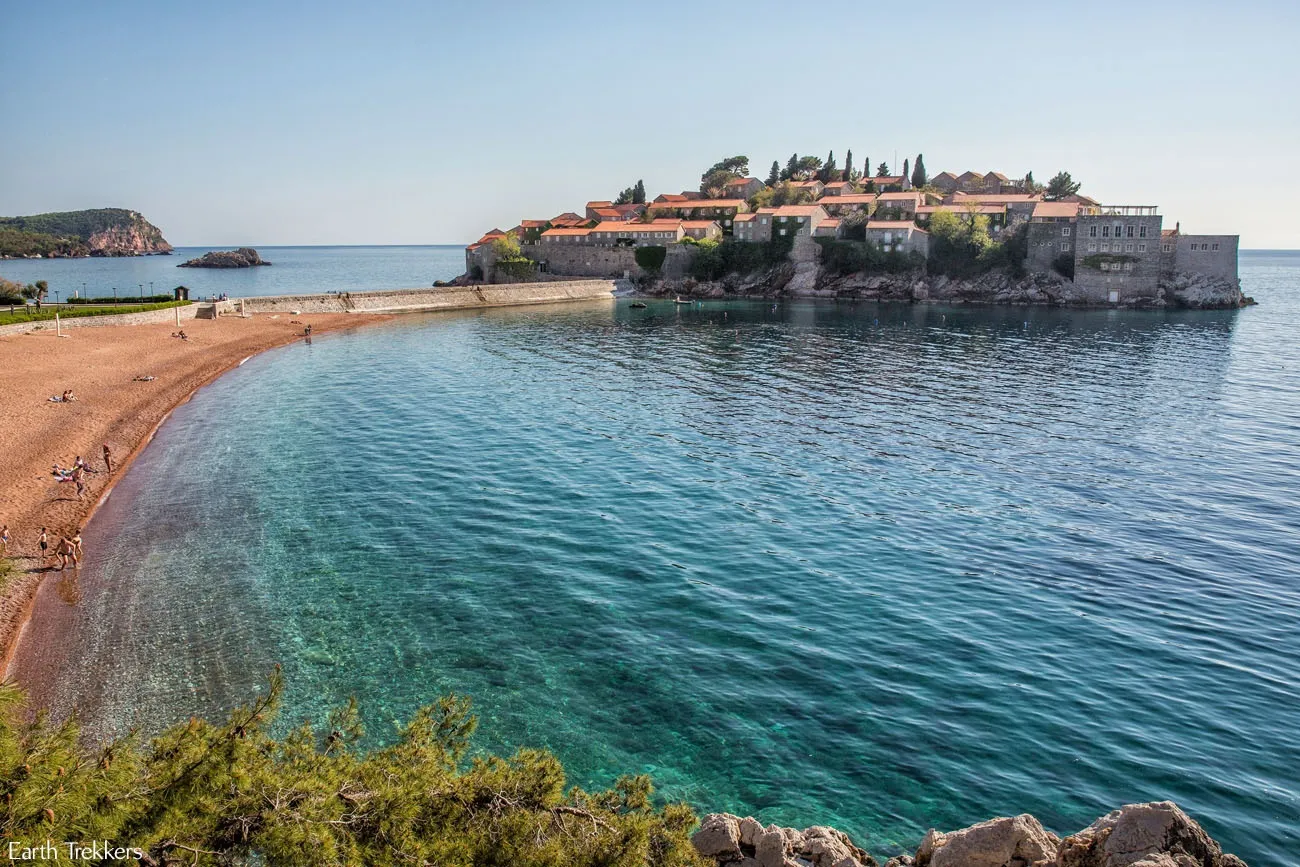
178 247 270 268
0 208 172 257
650 266 1249 310
692 801 1248 867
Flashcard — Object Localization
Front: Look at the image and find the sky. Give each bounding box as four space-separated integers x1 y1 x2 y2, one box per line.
2 0 1298 248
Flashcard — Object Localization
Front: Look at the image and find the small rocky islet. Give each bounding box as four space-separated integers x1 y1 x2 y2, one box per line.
177 247 271 268
691 800 1247 867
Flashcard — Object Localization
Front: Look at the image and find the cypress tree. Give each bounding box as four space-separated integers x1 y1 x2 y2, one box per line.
912 153 927 188
783 153 798 181
633 180 645 204
844 149 854 182
903 159 910 186
767 160 780 186
822 150 836 183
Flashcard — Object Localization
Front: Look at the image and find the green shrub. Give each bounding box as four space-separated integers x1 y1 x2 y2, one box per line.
635 245 667 272
66 294 175 304
0 301 190 327
1052 252 1076 279
0 671 706 867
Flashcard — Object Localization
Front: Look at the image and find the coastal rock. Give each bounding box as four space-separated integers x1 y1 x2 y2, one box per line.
693 813 744 860
1159 273 1246 309
179 247 271 268
1055 801 1238 867
695 815 876 867
914 814 1058 867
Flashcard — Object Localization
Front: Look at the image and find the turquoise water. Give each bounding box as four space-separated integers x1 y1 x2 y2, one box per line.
0 245 466 299
14 253 1300 862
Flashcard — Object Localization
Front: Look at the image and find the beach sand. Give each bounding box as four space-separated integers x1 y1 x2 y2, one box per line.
0 312 385 674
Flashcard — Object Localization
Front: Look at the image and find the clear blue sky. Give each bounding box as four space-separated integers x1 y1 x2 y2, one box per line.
2 0 1297 248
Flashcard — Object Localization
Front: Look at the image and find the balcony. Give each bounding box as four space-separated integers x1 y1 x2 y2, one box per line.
1079 205 1159 217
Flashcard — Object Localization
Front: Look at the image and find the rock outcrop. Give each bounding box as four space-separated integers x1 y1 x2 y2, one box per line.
690 813 878 867
647 261 1249 310
179 247 271 268
692 803 1246 867
0 208 172 258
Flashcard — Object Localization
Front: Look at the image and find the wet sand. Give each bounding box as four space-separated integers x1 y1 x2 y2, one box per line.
0 312 386 675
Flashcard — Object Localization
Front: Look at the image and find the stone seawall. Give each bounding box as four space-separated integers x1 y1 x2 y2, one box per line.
0 304 200 338
239 280 619 315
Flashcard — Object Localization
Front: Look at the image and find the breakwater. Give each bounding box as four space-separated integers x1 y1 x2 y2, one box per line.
236 280 620 315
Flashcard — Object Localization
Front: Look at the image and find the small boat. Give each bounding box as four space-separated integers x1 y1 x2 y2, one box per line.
629 301 647 309
673 296 692 305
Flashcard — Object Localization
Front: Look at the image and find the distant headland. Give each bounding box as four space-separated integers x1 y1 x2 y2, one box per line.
463 154 1249 309
0 208 173 258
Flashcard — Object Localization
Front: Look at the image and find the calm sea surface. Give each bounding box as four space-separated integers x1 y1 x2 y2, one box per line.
12 252 1300 862
0 245 466 298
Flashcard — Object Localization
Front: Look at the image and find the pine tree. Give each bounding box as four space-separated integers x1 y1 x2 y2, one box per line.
766 160 780 186
821 151 837 183
912 153 928 188
844 149 854 182
783 153 798 182
633 180 645 204
876 161 890 177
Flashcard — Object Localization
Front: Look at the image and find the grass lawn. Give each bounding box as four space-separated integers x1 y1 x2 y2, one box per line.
0 301 191 327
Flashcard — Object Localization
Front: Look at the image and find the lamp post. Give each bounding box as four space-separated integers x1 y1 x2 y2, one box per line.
149 281 154 299
139 283 144 303
113 287 117 303
81 281 86 300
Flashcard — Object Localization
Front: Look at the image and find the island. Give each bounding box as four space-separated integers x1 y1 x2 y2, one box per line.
0 208 172 258
178 247 271 268
462 154 1249 309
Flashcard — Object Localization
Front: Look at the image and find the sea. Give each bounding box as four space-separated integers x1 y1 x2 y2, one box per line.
8 249 1299 863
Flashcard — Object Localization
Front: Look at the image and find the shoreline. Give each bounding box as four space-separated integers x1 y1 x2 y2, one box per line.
0 311 390 678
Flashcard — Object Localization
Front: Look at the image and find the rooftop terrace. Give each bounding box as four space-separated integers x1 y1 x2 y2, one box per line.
1079 205 1159 216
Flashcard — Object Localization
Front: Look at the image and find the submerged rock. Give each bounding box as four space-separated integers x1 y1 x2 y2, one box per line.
178 247 271 268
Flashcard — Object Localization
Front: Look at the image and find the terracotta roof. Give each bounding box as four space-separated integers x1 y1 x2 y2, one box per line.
866 220 926 232
1161 228 1178 237
613 203 644 213
734 213 758 222
932 171 958 181
820 218 841 227
593 208 623 218
869 176 904 185
725 177 760 186
586 201 612 208
951 193 1042 203
520 219 549 228
1032 202 1081 219
541 227 594 237
654 194 688 202
790 180 823 188
650 198 746 209
682 220 721 229
590 220 682 233
876 191 922 202
956 171 984 180
757 205 828 217
985 172 1010 181
818 193 876 204
917 204 1007 215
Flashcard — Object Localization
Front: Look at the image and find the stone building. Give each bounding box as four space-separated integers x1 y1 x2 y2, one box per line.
588 219 684 246
873 191 924 220
815 194 877 216
864 220 929 257
682 220 723 241
724 177 764 199
1025 201 1080 275
1071 205 1164 303
1163 230 1239 280
756 205 830 241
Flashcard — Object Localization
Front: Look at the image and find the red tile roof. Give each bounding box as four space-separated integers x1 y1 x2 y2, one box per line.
757 205 828 217
866 220 926 231
586 201 612 208
541 227 594 237
1031 202 1081 219
682 220 722 229
818 193 876 204
876 191 922 202
951 193 1042 203
520 219 550 228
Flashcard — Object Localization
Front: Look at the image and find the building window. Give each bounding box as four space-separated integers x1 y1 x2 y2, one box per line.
1101 243 1110 252
1138 244 1146 252
1114 224 1122 237
1126 244 1134 252
1062 227 1072 236
1089 225 1098 237
1163 243 1172 252
1060 241 1070 251
1126 225 1135 238
1102 225 1110 237
1100 262 1109 271
1088 243 1097 252
1124 263 1133 271
1139 226 1147 238
1212 243 1220 251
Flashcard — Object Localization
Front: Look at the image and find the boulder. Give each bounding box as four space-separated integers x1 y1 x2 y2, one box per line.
915 814 1059 867
757 829 790 867
1055 801 1243 867
693 813 744 861
740 817 766 848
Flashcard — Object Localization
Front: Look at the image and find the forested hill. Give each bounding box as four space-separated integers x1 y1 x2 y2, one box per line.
0 208 173 257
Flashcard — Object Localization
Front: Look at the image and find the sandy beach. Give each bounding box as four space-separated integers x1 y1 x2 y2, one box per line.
0 311 386 674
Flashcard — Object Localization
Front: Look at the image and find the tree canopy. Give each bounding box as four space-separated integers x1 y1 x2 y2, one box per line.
1044 171 1081 200
614 180 646 205
766 161 780 186
700 156 749 195
0 672 705 867
911 154 928 188
876 162 891 177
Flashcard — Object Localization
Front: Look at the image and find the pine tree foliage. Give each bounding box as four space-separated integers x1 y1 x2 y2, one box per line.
0 671 706 867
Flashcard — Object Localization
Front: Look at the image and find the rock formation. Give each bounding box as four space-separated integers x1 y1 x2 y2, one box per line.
178 247 271 268
692 803 1247 867
0 208 172 258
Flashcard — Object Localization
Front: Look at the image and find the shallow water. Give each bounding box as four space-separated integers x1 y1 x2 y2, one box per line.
13 252 1300 862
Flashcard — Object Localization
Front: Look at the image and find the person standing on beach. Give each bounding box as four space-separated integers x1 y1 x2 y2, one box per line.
103 443 113 473
72 465 86 500
71 528 84 559
55 535 77 571
0 524 9 555
38 527 49 561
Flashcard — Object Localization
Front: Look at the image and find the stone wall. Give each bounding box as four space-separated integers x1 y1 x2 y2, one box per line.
240 281 618 315
1175 234 1239 280
521 244 693 279
1026 221 1068 275
0 303 199 339
1072 212 1164 304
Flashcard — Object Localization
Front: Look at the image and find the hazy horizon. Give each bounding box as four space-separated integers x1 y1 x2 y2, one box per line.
3 0 1297 248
